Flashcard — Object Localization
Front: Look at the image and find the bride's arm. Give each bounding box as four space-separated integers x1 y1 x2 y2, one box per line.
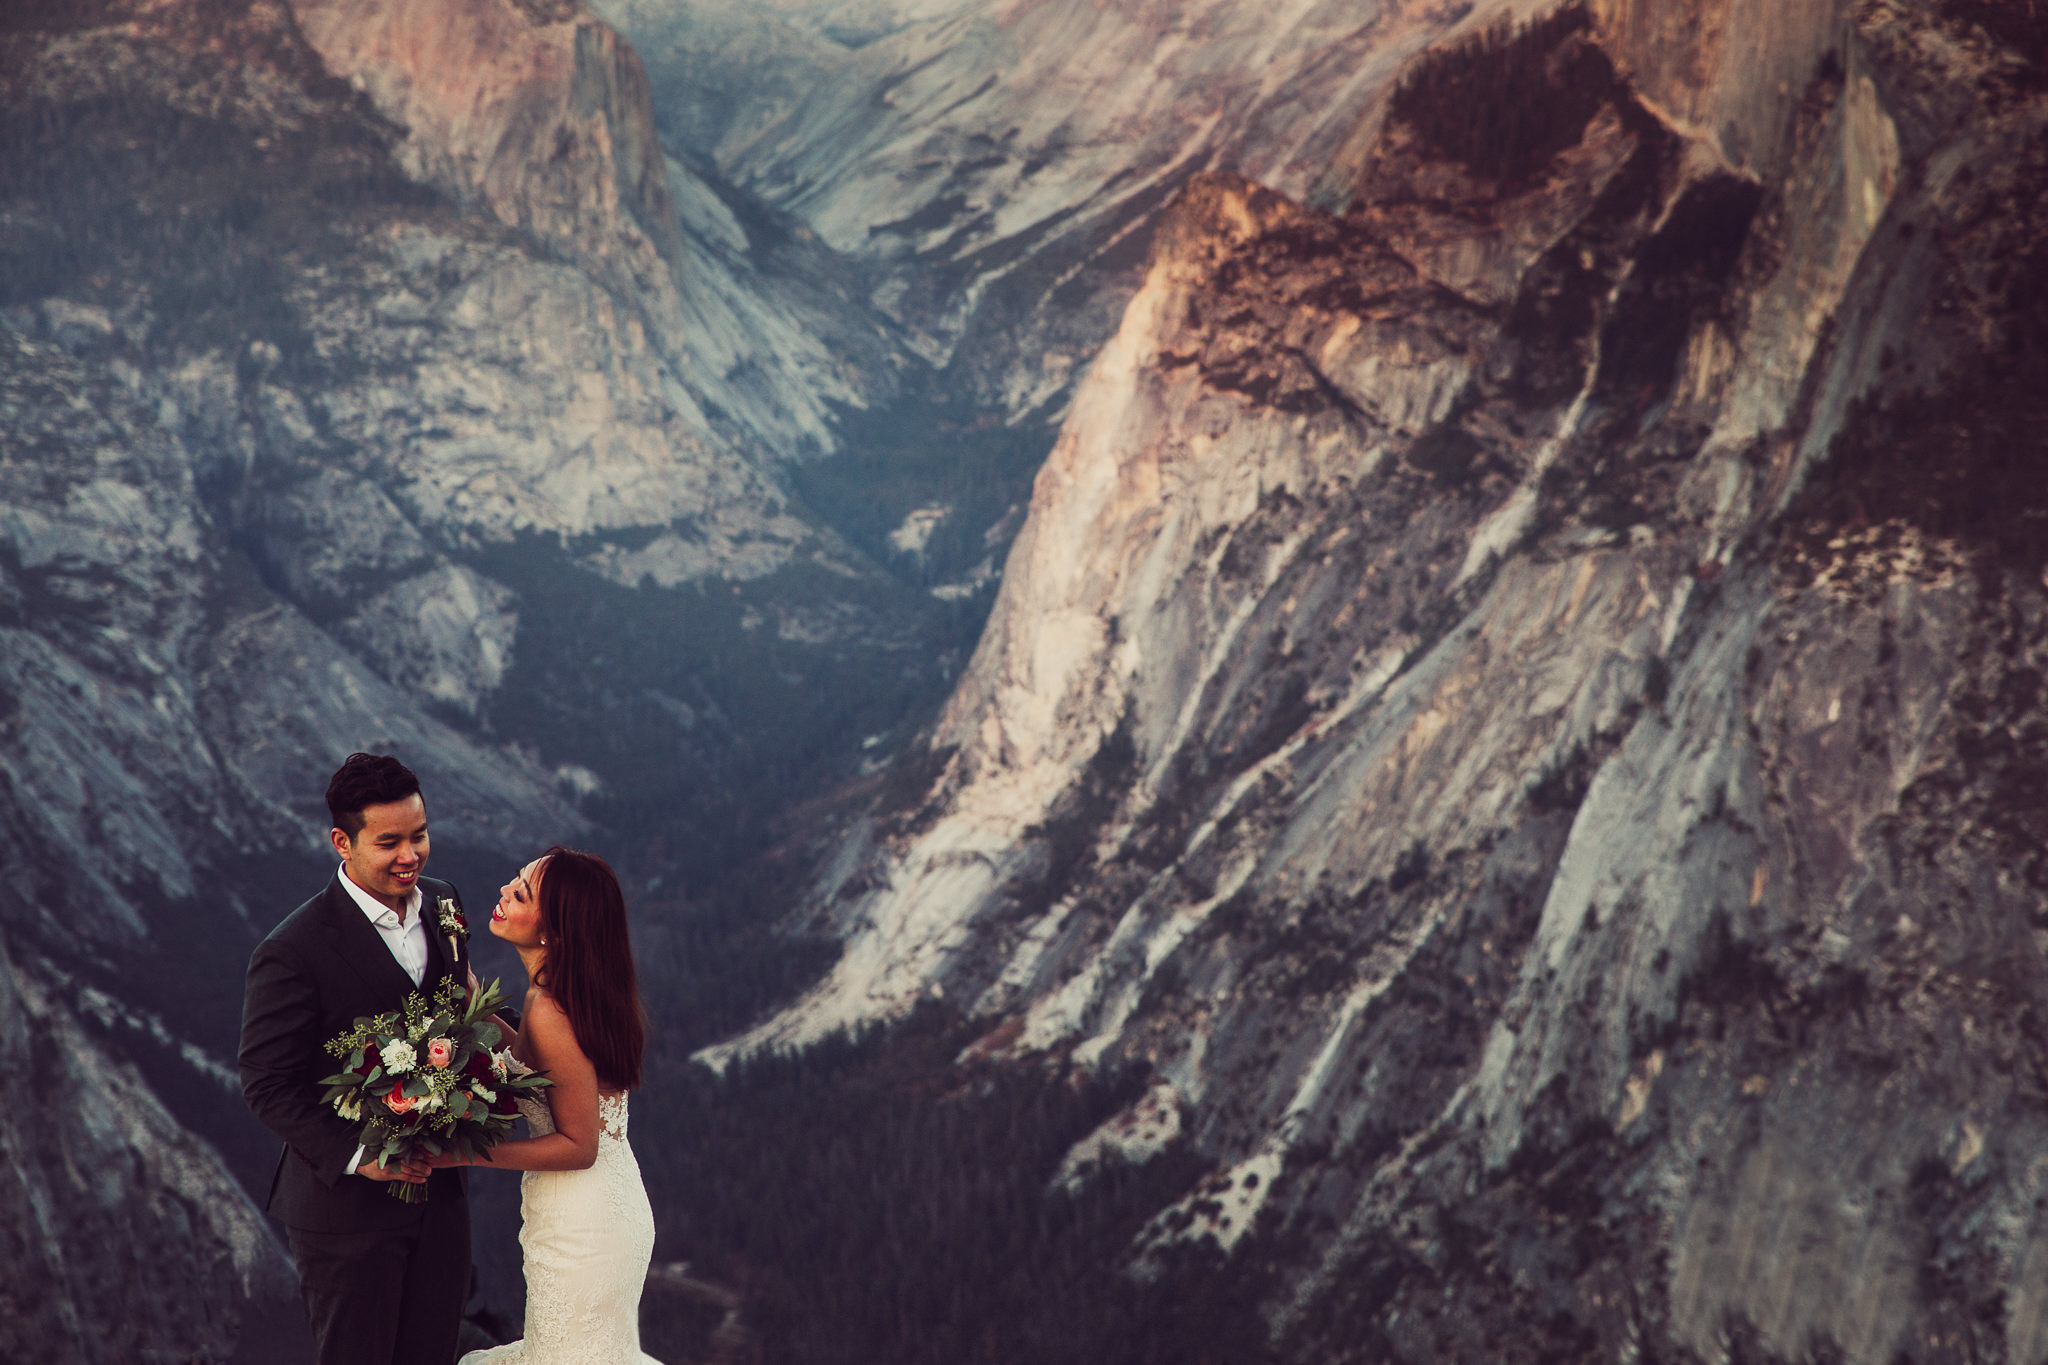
433 993 600 1172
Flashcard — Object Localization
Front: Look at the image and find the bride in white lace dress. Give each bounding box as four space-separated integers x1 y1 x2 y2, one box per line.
431 846 662 1365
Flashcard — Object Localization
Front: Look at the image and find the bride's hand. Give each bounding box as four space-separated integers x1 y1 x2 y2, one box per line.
424 1149 471 1169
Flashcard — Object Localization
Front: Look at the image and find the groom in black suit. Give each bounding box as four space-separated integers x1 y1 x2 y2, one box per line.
239 752 473 1365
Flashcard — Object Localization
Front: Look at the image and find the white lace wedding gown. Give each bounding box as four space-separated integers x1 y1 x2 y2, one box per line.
460 1084 662 1364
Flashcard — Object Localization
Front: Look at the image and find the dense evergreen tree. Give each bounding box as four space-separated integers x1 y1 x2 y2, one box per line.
639 1008 1275 1365
1385 5 1619 191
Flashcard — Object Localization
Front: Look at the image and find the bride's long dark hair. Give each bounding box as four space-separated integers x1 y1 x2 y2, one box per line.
532 846 646 1092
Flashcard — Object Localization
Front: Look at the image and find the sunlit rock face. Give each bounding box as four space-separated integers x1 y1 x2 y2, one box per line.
287 0 914 460
598 0 1511 419
746 2 2048 1357
290 0 678 260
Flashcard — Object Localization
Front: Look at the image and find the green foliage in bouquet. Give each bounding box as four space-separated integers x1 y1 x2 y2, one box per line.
318 977 551 1202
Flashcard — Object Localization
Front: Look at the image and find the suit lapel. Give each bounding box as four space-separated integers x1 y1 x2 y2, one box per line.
320 872 422 1002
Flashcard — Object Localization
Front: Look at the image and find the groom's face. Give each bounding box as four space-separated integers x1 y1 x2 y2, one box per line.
334 794 431 907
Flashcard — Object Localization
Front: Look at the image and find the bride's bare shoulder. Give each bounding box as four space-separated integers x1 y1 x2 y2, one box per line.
522 987 571 1032
522 990 590 1057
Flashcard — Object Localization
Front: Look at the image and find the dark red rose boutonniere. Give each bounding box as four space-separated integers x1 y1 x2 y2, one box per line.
435 895 468 964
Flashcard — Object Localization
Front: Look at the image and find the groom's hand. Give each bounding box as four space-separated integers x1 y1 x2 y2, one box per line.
355 1154 426 1184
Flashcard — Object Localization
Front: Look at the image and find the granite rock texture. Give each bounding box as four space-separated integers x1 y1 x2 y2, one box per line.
0 0 920 1354
597 0 1534 419
0 320 580 1360
741 3 2048 1358
5 0 2046 1357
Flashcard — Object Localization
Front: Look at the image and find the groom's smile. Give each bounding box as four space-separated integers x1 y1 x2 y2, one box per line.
332 793 432 915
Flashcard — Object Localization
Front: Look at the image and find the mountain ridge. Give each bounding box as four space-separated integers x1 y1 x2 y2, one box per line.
4 0 2045 1358
600 0 1528 420
0 0 951 1352
720 3 2048 1358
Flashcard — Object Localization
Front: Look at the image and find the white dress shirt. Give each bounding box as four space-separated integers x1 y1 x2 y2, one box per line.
339 865 426 1176
339 864 428 987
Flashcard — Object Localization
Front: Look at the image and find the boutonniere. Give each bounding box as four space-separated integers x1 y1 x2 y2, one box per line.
436 896 468 960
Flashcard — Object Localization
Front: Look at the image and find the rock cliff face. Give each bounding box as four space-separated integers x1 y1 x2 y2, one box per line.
598 0 1516 419
746 2 2048 1357
8 0 2047 1357
289 0 914 458
3 0 971 834
292 0 678 261
0 0 942 1354
0 318 578 1359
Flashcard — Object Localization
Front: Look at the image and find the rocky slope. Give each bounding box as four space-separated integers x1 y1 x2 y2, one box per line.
8 0 2046 1357
0 0 951 1355
2 0 962 849
289 0 915 459
599 0 1526 423
739 2 2048 1358
0 317 583 1358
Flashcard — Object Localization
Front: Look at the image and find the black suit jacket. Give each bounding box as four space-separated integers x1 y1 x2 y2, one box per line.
239 871 472 1231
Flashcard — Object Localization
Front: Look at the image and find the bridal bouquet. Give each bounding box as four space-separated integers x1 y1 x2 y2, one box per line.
319 976 550 1202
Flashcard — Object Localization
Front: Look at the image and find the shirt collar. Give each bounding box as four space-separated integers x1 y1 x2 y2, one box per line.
339 864 423 928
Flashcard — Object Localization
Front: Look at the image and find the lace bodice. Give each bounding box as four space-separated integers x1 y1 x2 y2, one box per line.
514 1088 552 1136
500 1048 626 1145
512 1088 629 1146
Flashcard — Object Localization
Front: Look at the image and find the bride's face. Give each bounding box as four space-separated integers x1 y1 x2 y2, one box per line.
491 856 546 949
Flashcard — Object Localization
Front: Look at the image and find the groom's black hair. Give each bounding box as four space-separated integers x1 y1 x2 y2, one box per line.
326 752 423 837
